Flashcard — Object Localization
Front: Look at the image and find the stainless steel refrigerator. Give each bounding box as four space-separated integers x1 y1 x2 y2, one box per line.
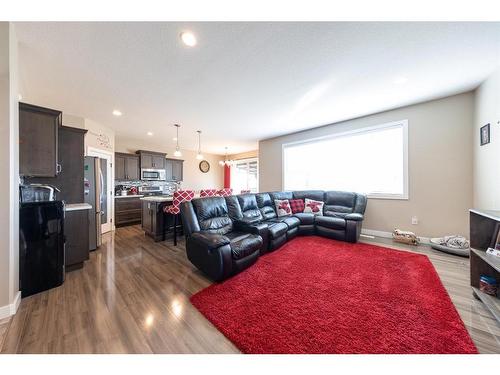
84 156 103 250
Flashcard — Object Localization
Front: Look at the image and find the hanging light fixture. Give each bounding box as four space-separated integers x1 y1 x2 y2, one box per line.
219 147 234 167
173 124 182 157
196 130 203 160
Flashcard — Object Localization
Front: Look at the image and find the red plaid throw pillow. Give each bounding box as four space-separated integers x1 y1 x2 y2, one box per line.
289 199 305 214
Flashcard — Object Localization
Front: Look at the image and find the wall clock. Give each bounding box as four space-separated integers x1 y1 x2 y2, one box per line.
199 160 210 173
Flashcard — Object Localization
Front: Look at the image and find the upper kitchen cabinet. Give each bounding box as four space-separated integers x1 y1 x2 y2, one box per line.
25 125 87 204
115 153 139 180
136 150 166 169
166 158 184 181
19 103 62 177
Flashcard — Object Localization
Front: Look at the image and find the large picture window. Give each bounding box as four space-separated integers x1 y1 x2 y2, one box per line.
283 120 408 199
232 158 259 194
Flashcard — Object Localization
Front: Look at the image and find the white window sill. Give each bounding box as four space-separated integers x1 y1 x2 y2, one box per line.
367 193 409 200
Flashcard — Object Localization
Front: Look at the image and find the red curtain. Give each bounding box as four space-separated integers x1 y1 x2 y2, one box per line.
224 165 231 188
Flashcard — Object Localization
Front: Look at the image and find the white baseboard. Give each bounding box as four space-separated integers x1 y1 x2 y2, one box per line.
361 228 430 245
0 291 21 320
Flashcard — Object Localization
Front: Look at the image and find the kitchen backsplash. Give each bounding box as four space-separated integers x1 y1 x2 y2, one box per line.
115 180 180 195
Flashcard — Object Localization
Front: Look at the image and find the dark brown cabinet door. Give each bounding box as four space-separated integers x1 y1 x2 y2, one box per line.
115 153 139 180
125 156 139 180
19 103 62 177
152 155 165 169
115 154 126 180
165 159 183 181
65 209 90 271
140 153 153 169
165 160 173 180
171 160 183 181
141 201 154 232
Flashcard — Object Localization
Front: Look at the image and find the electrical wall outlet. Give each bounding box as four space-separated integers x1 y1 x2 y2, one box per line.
411 216 419 225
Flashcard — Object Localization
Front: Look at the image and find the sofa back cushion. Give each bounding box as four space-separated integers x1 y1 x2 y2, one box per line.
224 195 243 220
255 193 277 220
237 194 263 222
269 191 293 201
323 191 357 216
191 197 233 235
292 190 325 202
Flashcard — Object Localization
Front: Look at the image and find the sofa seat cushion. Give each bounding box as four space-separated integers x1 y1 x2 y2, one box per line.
293 212 315 225
268 216 300 230
225 232 262 260
323 211 348 218
315 215 346 230
263 221 288 239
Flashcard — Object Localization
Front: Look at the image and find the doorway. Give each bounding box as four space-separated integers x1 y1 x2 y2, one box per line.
87 147 113 233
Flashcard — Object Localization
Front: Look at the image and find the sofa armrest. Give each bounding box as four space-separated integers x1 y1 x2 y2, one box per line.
345 213 364 221
234 219 267 232
190 232 230 250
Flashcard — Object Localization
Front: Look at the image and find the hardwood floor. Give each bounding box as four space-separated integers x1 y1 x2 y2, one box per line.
1 226 499 353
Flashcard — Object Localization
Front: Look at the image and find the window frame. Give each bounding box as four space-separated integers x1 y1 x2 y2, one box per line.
281 119 409 200
232 157 259 193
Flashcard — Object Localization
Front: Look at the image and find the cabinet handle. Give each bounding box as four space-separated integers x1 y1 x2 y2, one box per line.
56 163 62 174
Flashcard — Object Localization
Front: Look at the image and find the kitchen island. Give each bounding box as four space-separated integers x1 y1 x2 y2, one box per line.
140 195 174 242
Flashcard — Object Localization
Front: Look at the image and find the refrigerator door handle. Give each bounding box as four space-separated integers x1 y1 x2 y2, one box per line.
99 169 104 205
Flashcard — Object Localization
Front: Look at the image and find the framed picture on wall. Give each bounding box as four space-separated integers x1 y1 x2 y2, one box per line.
480 123 490 146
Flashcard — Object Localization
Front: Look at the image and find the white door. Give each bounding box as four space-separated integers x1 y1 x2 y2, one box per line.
87 147 113 233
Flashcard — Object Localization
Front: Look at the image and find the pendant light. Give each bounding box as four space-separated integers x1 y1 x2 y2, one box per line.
219 147 234 167
173 124 182 157
196 130 204 160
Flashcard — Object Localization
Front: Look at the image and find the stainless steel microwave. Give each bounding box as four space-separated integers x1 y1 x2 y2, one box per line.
141 168 166 181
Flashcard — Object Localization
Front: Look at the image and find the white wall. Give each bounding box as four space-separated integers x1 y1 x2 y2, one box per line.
473 68 500 210
115 137 224 192
260 92 474 238
0 22 20 318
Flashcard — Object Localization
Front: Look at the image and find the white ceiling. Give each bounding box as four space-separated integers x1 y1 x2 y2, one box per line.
14 22 500 154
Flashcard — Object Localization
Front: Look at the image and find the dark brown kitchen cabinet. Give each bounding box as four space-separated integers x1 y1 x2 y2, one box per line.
65 208 90 271
19 102 62 177
115 196 142 227
25 125 87 204
165 158 184 181
115 152 139 181
136 150 166 169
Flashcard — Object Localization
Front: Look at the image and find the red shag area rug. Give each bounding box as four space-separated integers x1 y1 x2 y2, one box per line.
190 236 478 354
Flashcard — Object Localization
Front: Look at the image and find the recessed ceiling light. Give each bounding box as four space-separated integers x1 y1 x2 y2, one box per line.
112 109 122 116
393 77 408 85
147 131 153 136
180 31 197 47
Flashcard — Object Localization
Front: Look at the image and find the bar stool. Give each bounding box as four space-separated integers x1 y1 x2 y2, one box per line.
163 190 195 245
217 188 233 197
200 189 218 197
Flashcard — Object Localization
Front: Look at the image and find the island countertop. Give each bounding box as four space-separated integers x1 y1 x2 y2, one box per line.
140 196 173 202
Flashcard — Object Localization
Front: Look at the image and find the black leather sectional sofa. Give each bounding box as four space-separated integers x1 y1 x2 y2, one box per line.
180 190 367 281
